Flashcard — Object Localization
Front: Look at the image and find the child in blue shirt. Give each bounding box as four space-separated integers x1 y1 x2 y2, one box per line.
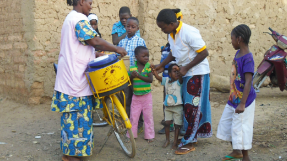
111 6 140 45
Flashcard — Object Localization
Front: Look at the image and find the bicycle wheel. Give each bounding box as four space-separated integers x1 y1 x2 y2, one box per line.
104 94 136 158
92 109 108 127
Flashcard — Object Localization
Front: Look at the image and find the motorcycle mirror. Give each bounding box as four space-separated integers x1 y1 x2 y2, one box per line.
263 32 272 35
268 27 280 36
268 27 274 32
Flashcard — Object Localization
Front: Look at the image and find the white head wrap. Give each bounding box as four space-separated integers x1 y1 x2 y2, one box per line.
88 14 98 23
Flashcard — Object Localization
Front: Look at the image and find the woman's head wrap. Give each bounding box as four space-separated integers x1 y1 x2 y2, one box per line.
175 11 183 20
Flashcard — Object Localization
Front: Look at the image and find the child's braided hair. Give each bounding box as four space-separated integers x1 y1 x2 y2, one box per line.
232 24 252 44
67 0 81 6
156 9 181 24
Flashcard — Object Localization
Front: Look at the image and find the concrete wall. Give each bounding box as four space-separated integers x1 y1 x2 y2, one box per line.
1 0 287 104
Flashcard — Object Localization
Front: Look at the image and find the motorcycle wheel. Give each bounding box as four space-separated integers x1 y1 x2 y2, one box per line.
253 72 266 88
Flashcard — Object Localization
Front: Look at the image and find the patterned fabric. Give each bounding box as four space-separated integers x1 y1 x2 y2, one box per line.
179 74 212 147
111 21 140 37
75 20 98 46
51 91 96 113
117 35 146 66
93 97 102 109
128 62 151 95
228 51 256 108
51 91 94 156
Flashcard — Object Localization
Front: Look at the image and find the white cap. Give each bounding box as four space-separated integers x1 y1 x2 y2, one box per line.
88 14 98 22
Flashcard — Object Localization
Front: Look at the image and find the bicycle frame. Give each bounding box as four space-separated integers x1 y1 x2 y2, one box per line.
85 65 132 129
100 91 132 129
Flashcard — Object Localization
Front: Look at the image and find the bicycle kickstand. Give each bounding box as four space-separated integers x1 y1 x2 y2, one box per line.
97 127 114 155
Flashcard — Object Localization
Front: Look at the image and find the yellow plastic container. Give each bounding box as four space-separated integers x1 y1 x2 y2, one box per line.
87 59 130 98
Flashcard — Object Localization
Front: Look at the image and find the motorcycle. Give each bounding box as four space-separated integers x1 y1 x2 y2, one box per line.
253 28 287 92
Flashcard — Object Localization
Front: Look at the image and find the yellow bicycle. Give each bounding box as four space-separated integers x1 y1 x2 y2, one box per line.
85 57 136 158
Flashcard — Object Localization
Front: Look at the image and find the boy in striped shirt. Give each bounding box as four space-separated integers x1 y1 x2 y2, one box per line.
128 46 155 142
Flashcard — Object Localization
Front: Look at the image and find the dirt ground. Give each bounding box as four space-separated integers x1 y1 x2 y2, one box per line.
0 87 287 161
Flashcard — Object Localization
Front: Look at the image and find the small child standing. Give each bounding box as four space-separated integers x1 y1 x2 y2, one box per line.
158 42 176 134
217 24 256 161
153 64 183 149
128 46 154 142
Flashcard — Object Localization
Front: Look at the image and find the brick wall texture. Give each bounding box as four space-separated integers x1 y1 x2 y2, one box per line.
1 0 287 104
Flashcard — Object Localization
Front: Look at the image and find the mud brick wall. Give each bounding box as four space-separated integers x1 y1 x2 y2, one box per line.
1 0 287 104
31 0 139 104
0 0 34 103
139 0 287 93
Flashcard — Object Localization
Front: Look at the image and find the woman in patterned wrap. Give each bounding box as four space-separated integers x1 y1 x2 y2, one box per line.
51 0 127 161
153 8 212 155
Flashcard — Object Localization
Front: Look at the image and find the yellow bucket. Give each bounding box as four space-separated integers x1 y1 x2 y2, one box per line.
87 59 130 98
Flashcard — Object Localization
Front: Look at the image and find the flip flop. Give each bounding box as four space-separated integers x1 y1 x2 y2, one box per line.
222 155 243 160
175 147 195 155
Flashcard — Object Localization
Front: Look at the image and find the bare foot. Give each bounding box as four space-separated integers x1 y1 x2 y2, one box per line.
62 155 81 161
162 140 170 148
171 143 178 150
242 156 251 161
147 139 154 143
62 155 69 161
